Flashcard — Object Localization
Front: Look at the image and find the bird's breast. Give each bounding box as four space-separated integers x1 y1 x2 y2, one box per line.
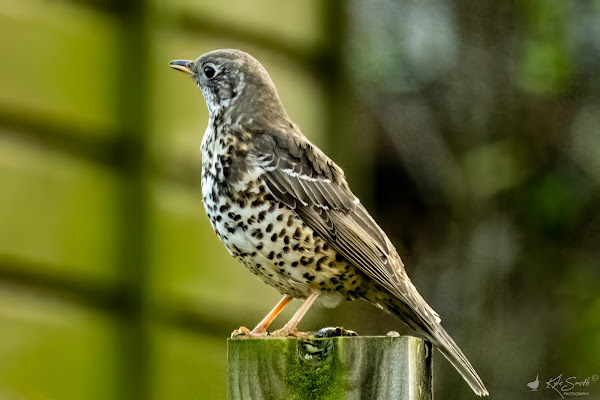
197 125 370 300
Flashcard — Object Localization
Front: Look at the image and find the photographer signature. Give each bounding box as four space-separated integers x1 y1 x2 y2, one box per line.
546 374 598 399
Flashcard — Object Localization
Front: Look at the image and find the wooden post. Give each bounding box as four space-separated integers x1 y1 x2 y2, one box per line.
228 335 432 400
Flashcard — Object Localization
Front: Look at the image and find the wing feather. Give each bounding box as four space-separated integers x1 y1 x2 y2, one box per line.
252 134 417 303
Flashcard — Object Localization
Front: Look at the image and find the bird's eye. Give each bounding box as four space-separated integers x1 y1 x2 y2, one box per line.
203 66 216 78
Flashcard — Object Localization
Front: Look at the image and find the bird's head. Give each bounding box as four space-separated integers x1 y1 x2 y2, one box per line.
169 49 288 124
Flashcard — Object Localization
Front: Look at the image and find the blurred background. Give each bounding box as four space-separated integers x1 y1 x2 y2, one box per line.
0 0 598 398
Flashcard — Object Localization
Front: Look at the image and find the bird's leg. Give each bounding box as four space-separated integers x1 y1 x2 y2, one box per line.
271 292 320 338
251 295 293 334
231 295 292 339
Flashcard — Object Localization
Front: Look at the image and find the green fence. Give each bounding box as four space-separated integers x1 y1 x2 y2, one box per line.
0 1 342 399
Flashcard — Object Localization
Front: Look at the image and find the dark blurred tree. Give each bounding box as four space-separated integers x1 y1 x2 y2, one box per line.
343 0 600 397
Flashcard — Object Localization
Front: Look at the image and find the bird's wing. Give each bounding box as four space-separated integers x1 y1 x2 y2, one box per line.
251 131 440 324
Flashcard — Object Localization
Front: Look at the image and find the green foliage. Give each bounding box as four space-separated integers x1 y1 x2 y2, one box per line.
516 0 573 96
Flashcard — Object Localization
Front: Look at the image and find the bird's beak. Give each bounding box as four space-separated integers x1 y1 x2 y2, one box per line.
169 60 194 76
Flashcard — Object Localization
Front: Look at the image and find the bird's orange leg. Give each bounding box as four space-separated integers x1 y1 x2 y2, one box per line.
271 292 320 338
231 295 292 339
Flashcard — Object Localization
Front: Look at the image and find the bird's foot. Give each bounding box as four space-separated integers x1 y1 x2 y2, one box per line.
270 327 314 339
230 326 269 339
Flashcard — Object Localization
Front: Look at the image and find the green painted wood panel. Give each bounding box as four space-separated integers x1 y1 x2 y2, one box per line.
154 0 327 52
150 323 227 400
0 135 121 284
0 1 120 136
0 285 120 400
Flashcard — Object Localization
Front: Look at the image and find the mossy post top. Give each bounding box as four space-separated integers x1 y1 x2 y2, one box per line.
228 335 433 400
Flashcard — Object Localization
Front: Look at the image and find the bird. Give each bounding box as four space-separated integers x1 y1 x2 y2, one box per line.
169 49 489 396
527 374 539 391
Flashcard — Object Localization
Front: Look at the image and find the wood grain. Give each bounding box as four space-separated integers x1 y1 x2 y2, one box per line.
228 335 433 399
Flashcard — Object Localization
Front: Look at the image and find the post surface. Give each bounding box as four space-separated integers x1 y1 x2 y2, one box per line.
227 336 433 400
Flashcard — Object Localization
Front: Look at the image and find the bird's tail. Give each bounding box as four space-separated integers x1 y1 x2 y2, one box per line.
382 291 489 396
432 324 489 396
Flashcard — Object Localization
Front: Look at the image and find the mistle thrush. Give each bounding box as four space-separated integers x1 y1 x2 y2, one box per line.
169 49 488 396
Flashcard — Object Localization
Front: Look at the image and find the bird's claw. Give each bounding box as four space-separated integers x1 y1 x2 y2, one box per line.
231 326 250 339
231 326 269 339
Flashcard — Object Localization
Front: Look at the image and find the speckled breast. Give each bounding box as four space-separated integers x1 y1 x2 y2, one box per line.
199 129 369 301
